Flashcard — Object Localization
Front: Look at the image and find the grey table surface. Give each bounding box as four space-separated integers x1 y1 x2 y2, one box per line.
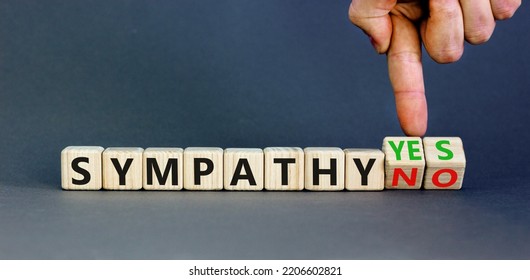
1 1 529 259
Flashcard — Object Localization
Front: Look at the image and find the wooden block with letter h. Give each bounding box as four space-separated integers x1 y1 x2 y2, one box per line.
61 146 104 190
423 137 466 190
304 147 344 191
382 137 425 189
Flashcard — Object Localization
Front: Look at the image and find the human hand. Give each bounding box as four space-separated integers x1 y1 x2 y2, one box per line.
349 0 520 136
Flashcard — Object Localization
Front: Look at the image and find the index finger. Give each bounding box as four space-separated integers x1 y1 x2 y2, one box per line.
387 14 427 136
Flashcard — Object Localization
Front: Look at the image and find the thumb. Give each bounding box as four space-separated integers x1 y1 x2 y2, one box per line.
349 0 395 53
387 14 427 136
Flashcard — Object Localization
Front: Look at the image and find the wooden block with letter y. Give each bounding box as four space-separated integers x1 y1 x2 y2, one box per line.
382 137 425 189
344 149 384 191
304 147 344 191
183 147 224 190
103 147 144 190
264 147 304 191
143 148 183 190
224 148 264 191
423 137 466 190
61 146 104 190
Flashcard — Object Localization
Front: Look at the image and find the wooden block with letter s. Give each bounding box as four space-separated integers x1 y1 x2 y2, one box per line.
61 146 104 190
423 137 466 190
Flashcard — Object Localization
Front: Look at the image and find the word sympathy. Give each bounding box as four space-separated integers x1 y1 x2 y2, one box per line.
61 137 466 191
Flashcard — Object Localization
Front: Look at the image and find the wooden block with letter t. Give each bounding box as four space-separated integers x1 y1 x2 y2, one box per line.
382 137 425 189
264 147 304 191
224 148 264 191
102 147 144 190
61 146 104 190
304 147 344 191
423 137 466 190
183 147 223 190
143 148 183 190
344 149 384 191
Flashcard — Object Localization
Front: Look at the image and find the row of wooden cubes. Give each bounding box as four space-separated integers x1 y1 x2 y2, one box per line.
61 137 466 191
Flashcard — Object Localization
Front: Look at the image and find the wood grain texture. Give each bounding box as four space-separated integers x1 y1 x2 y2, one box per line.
224 148 264 191
102 147 143 190
61 146 104 190
423 137 466 190
382 137 425 189
183 147 223 190
304 147 344 191
344 149 384 191
143 148 183 190
264 147 304 191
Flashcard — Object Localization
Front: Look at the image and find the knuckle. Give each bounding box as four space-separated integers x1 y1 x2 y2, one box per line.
466 24 495 45
388 50 422 64
430 48 463 64
494 0 521 20
430 0 461 20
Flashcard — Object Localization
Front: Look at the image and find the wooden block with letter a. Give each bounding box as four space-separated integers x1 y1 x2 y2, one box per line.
264 147 304 191
183 147 223 190
304 147 344 191
344 149 384 191
102 147 144 190
224 148 264 191
423 137 466 190
143 148 183 190
382 137 425 189
61 146 104 190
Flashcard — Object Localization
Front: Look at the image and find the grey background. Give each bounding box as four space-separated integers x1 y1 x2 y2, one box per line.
0 1 529 259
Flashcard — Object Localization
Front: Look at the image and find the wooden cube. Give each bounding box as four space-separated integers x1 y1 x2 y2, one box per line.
183 147 223 190
224 148 264 191
304 147 344 191
423 137 466 190
382 137 425 189
102 147 143 190
344 149 384 191
61 146 104 190
143 148 183 190
264 147 304 191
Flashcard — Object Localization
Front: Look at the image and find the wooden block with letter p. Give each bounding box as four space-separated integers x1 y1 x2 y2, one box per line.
382 137 425 189
304 147 344 191
183 147 223 190
264 147 304 191
143 148 183 190
61 146 104 190
344 149 384 191
224 148 264 191
102 147 143 190
423 137 466 190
